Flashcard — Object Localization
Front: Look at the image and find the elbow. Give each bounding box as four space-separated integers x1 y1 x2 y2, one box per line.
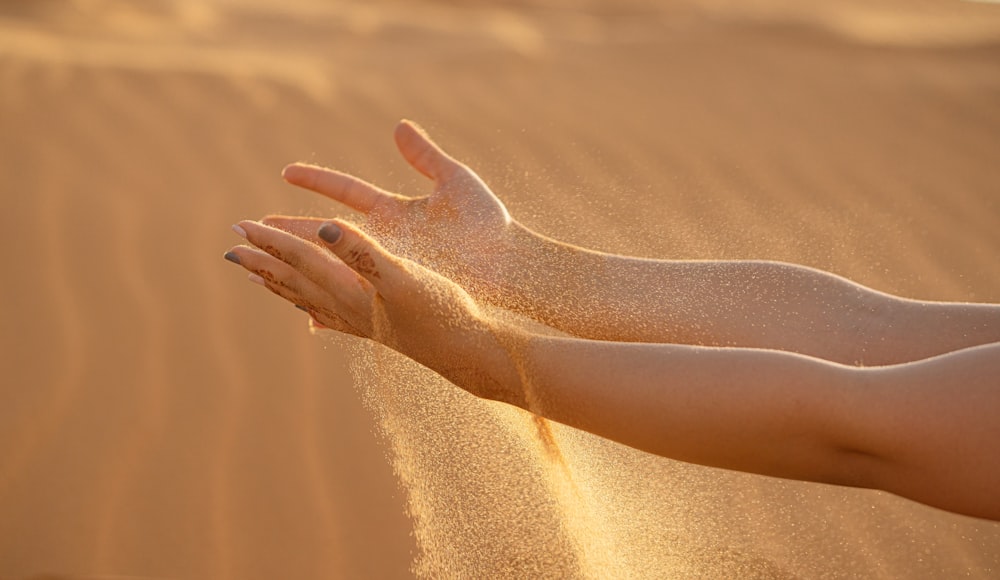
812 366 896 491
822 446 888 490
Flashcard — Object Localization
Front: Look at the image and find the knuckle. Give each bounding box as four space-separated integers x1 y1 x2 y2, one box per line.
281 246 307 270
256 266 298 293
345 177 365 200
341 244 382 280
258 242 286 262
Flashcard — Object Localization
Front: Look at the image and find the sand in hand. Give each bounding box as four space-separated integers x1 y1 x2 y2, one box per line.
2 0 1000 578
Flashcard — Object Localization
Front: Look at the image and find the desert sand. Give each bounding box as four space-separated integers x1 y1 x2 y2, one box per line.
2 0 1000 578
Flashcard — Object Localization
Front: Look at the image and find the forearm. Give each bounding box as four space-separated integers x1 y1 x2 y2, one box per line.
476 326 872 486
498 223 1000 365
465 325 1000 519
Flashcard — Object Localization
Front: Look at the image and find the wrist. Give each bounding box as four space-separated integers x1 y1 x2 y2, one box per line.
493 221 555 300
440 317 529 409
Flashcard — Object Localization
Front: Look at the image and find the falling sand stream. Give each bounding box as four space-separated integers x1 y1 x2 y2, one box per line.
343 323 1000 578
5 1 1000 578
326 205 1000 579
340 296 812 579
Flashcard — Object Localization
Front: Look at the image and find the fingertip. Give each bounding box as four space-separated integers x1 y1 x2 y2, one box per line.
399 117 422 129
395 119 428 145
235 219 259 239
394 120 412 144
281 162 316 184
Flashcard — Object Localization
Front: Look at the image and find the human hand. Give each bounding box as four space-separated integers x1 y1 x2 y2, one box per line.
264 120 524 297
224 218 523 404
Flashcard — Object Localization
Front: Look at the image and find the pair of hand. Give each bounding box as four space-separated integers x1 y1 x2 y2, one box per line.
224 120 522 395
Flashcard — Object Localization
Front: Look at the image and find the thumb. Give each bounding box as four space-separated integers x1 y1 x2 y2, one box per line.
317 219 402 291
394 119 464 182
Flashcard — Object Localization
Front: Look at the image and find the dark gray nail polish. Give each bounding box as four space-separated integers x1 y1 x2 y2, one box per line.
318 222 342 244
224 251 241 265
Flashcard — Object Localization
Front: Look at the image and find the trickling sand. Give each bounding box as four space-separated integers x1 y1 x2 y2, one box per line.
3 0 1000 578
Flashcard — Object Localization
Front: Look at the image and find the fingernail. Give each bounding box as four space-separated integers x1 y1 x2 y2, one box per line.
318 222 342 244
248 273 266 286
232 224 248 239
295 304 308 312
223 251 241 265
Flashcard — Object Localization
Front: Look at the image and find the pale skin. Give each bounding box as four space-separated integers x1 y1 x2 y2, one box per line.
225 120 1000 521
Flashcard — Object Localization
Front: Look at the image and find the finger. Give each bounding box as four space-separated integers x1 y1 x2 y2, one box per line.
316 219 407 294
281 163 405 214
260 215 327 243
225 245 331 309
225 246 369 337
394 119 465 182
237 220 373 317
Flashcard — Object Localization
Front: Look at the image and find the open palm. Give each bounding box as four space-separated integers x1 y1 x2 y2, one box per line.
266 120 518 294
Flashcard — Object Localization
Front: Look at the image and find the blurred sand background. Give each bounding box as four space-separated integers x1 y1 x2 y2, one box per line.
2 0 1000 578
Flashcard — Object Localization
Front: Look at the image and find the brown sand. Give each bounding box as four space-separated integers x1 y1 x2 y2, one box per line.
2 0 1000 578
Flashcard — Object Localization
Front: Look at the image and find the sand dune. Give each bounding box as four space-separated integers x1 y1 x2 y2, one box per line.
2 0 1000 578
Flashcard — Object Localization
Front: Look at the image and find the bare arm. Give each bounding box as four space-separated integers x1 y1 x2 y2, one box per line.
272 121 1000 365
497 223 1000 365
517 335 1000 520
225 219 1000 521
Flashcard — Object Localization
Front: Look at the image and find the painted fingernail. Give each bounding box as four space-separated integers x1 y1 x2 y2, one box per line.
318 222 342 244
295 304 308 312
223 251 241 265
248 273 266 286
232 224 248 239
